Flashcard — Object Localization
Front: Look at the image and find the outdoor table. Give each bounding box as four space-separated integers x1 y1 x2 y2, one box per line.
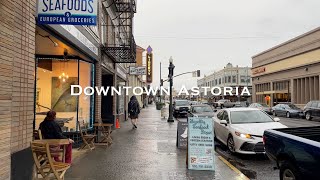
33 139 70 162
93 123 113 145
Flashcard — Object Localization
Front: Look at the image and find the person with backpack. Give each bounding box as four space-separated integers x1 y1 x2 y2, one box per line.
128 96 140 129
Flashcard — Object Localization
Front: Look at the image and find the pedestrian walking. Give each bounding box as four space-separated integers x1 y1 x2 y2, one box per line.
128 96 140 129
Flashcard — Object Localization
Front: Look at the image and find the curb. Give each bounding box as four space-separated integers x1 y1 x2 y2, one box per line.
218 155 250 180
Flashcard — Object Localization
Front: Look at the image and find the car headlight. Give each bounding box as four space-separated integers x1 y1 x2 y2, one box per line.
235 131 252 139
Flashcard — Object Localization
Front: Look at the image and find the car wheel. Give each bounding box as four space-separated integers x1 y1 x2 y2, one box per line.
280 162 301 180
273 111 277 116
286 112 290 118
227 136 236 154
305 112 312 121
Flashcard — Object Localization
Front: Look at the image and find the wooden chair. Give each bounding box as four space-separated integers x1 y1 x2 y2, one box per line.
99 125 113 146
78 120 96 150
31 142 70 180
33 130 43 140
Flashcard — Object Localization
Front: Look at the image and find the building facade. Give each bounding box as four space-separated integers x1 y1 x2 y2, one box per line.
0 0 137 179
251 27 320 108
197 63 252 102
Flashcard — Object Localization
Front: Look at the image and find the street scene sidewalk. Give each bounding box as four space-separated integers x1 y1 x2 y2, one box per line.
65 104 248 180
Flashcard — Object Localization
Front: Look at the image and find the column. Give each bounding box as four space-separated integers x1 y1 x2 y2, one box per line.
297 79 301 104
305 77 310 103
310 77 314 101
292 79 297 104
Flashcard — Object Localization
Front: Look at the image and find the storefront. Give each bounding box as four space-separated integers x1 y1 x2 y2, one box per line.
252 27 320 107
34 25 99 133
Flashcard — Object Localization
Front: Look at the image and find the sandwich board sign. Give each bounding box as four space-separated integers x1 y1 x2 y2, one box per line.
177 121 188 149
188 117 215 171
37 0 98 25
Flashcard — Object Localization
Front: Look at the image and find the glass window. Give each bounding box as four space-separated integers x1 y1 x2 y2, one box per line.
217 111 223 120
311 102 318 108
222 111 229 122
35 58 94 132
230 110 274 124
78 61 94 130
232 76 236 83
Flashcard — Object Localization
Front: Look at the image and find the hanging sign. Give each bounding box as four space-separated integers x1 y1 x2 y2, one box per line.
146 46 153 83
129 66 146 75
188 117 215 171
37 0 98 25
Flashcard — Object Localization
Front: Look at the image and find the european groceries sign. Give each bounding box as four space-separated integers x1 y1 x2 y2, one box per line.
188 117 215 171
37 0 98 25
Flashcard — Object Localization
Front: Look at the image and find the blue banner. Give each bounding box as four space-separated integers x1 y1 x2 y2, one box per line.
188 117 215 171
37 0 98 25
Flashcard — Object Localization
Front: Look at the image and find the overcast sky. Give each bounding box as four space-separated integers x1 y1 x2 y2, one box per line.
134 0 320 89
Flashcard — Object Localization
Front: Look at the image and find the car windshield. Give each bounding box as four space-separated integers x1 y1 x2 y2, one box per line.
260 104 269 107
193 106 213 113
175 101 189 106
288 104 299 109
230 110 274 124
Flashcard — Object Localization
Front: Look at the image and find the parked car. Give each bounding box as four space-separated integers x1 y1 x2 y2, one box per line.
189 101 199 105
213 99 231 109
272 103 304 118
303 100 320 120
249 103 272 114
173 100 190 117
214 108 287 154
223 101 237 108
264 126 320 180
188 104 217 118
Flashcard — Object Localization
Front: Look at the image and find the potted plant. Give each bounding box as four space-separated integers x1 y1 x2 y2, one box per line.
156 102 165 110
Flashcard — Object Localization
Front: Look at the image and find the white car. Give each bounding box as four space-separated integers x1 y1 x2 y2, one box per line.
214 108 287 154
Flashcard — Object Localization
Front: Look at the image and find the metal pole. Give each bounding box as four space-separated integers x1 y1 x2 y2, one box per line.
160 62 162 103
168 60 174 122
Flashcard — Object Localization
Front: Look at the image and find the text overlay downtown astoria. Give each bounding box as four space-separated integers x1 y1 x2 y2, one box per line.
70 85 251 96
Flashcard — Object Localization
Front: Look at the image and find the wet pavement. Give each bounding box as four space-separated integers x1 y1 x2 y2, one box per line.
65 105 247 180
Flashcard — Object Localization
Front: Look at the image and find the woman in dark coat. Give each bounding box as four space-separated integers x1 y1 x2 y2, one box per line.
39 111 74 164
128 96 140 129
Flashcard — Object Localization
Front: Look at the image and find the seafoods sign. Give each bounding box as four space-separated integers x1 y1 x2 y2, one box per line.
37 0 98 25
188 117 215 171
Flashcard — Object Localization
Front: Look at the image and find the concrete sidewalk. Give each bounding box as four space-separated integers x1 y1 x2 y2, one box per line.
66 105 248 180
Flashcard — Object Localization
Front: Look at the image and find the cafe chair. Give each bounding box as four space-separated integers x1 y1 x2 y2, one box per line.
31 142 70 180
78 121 96 150
99 125 113 146
33 130 43 140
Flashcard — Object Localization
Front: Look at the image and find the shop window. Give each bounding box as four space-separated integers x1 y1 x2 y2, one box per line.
232 76 236 83
35 58 94 132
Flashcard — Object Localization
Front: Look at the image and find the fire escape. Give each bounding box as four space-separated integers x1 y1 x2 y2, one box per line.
102 0 137 63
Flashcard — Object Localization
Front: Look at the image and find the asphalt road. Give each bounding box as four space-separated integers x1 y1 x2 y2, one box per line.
178 110 320 180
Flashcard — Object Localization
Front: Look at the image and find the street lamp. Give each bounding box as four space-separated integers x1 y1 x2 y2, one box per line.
168 56 175 122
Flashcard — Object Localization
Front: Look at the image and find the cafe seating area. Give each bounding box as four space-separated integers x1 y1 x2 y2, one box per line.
31 122 114 179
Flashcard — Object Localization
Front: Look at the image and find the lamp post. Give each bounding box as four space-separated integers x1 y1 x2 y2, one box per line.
168 56 175 122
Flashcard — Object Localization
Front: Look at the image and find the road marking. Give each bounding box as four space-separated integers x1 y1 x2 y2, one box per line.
218 156 250 180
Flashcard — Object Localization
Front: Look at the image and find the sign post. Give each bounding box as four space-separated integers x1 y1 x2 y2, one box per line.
187 117 215 171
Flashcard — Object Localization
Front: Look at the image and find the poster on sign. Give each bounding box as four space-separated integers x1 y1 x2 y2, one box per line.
37 0 98 25
188 117 215 171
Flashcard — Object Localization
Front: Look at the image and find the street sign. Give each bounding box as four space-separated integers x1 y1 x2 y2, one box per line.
129 66 146 75
188 117 215 171
37 0 98 25
177 121 188 149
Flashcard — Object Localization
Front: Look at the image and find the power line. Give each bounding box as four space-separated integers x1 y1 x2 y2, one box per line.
134 35 283 40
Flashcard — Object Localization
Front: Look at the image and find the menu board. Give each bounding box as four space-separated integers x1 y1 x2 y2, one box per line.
188 117 215 171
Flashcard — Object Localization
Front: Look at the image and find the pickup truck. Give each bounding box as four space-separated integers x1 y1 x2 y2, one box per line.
263 126 320 180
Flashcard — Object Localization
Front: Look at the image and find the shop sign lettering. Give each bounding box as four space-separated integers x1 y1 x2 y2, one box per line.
37 0 98 25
